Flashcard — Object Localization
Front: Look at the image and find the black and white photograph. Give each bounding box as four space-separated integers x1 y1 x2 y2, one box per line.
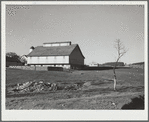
1 1 148 121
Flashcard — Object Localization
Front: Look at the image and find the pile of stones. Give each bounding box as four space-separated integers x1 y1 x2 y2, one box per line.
8 81 87 94
12 80 57 93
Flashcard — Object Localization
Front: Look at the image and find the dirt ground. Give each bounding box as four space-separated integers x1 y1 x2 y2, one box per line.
6 68 144 109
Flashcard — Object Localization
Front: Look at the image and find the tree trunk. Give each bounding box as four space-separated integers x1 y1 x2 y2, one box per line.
113 73 117 91
113 61 118 91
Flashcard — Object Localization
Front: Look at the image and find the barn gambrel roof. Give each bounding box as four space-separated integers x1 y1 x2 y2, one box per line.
27 44 85 58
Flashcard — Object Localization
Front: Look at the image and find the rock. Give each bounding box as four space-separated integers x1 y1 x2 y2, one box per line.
83 81 91 87
51 83 57 91
112 102 116 106
11 80 59 93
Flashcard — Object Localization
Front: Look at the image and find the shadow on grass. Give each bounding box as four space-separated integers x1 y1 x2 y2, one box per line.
116 86 144 92
82 87 114 94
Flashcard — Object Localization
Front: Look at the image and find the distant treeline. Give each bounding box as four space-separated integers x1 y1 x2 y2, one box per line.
6 55 25 67
102 62 124 66
6 56 21 63
131 62 144 65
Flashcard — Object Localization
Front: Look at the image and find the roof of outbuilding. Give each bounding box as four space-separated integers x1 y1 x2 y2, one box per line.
27 44 85 58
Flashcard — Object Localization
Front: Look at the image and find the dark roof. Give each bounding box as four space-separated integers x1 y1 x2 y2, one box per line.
27 44 84 58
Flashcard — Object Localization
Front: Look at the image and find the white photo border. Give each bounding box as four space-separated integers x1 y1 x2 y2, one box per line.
1 1 148 121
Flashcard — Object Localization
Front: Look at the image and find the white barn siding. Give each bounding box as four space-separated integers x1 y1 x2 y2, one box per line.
27 56 69 64
69 46 84 65
43 42 71 47
43 43 60 47
60 43 69 46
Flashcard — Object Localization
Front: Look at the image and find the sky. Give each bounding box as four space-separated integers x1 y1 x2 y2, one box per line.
6 4 145 65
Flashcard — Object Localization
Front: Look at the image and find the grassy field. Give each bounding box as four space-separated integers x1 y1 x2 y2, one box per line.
6 68 144 109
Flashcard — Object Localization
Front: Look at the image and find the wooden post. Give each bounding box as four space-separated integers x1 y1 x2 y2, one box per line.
34 65 36 71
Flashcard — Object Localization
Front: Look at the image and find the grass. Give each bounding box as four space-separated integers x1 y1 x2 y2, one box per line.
6 68 144 109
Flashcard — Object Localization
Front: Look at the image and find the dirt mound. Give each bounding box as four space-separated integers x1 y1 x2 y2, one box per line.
83 81 91 87
121 95 144 109
63 84 79 91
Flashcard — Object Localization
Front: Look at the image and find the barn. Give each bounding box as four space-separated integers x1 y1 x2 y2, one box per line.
27 41 85 69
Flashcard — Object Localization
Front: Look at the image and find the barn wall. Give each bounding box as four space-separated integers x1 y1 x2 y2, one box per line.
69 46 84 65
27 56 69 64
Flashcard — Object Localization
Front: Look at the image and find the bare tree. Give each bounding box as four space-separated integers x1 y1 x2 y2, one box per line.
113 39 128 91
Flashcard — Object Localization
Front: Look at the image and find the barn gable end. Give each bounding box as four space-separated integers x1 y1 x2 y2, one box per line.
69 45 85 66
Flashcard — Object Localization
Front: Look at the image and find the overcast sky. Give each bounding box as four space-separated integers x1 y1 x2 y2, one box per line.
6 4 144 64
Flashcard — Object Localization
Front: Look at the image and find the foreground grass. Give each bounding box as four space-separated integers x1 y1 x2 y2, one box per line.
6 68 144 109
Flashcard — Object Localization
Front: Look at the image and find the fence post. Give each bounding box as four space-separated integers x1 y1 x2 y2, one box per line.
34 65 36 71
